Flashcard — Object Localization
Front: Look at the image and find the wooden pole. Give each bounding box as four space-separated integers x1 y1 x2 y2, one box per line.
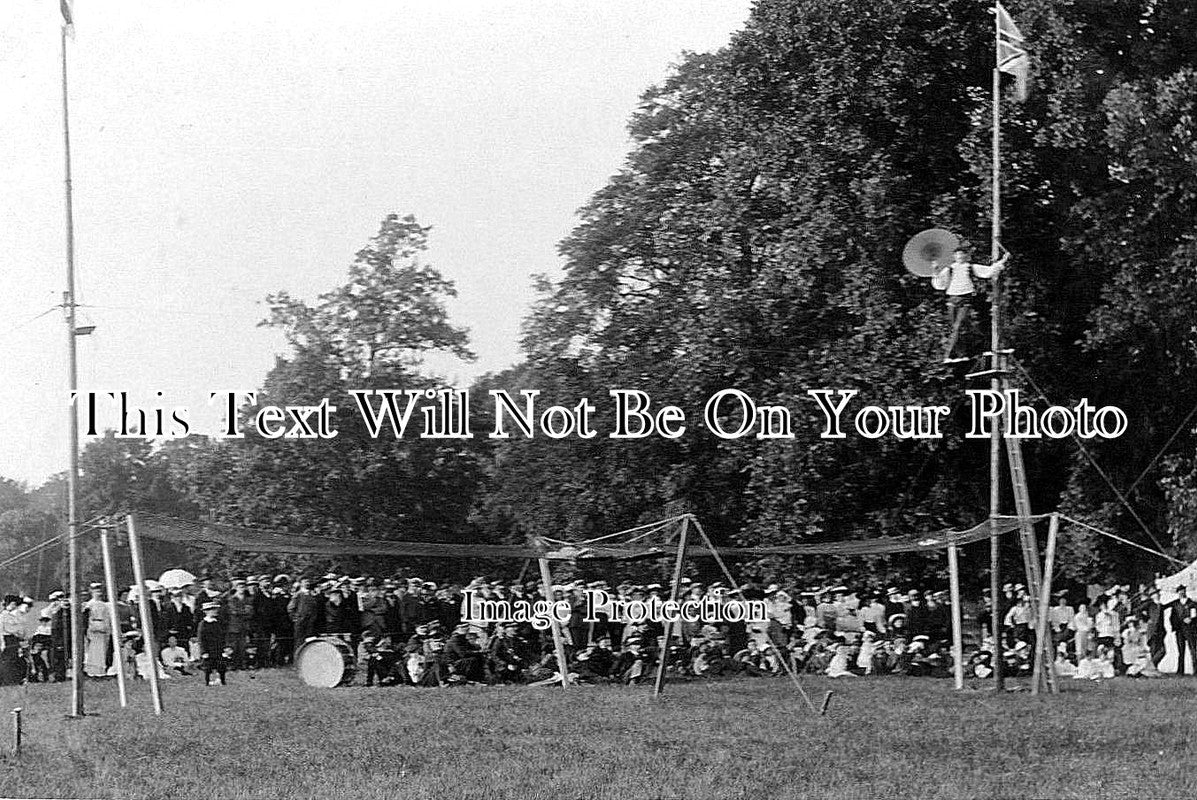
61 22 84 720
99 526 128 708
536 553 571 691
1031 513 1060 695
126 515 163 714
653 517 690 697
989 1 1005 691
948 544 964 690
10 708 20 756
1045 515 1060 695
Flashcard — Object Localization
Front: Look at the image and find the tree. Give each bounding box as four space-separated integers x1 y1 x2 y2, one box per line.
165 214 491 578
490 0 1197 586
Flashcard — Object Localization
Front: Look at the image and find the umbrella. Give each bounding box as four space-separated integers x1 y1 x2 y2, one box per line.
158 569 196 589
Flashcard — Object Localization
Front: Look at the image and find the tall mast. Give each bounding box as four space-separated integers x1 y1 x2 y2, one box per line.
61 22 85 717
988 2 1004 692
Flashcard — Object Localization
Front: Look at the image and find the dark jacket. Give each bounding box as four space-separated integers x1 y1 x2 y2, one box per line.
161 600 195 642
1168 598 1196 635
321 599 355 635
197 617 225 658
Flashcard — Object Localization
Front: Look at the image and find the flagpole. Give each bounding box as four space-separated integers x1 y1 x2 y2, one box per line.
61 21 85 718
989 2 1004 693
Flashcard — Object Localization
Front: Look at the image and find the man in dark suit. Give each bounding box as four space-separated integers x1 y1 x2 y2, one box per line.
161 588 195 647
46 591 69 682
320 587 355 637
1144 588 1167 668
400 583 423 636
287 578 320 653
1167 585 1197 675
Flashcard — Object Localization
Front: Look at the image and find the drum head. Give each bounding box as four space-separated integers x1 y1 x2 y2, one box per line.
296 638 348 688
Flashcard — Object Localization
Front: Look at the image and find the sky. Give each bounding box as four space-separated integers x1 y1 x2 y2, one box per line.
0 0 753 486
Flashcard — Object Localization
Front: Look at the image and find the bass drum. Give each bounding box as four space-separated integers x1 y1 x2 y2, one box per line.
295 636 356 688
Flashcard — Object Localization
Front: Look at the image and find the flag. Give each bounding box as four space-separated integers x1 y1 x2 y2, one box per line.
996 3 1029 101
61 0 74 37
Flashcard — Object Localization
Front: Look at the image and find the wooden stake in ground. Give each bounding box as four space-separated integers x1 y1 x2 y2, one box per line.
653 517 690 697
99 525 129 708
126 515 164 714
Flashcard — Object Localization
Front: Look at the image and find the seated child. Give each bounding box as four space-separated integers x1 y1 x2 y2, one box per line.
1076 644 1115 680
160 635 192 676
826 637 856 678
732 640 767 677
133 635 170 681
856 631 877 676
1052 643 1076 678
1120 620 1146 676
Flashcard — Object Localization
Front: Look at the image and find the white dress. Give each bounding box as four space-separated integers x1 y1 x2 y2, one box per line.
83 599 111 677
826 647 856 678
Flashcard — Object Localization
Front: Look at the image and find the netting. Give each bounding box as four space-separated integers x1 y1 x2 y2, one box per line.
130 512 1040 561
133 513 545 560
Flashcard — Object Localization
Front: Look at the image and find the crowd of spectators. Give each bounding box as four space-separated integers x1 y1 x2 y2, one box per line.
1 570 1190 687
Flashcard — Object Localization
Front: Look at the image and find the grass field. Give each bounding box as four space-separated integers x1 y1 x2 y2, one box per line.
1 671 1195 799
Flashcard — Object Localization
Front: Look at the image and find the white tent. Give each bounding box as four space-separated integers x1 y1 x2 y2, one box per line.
1154 560 1197 674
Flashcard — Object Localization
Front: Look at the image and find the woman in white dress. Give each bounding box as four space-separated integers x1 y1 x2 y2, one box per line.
1070 603 1094 660
82 583 111 678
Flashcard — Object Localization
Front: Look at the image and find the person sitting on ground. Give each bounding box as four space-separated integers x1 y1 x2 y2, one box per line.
444 624 487 684
1076 644 1115 681
357 633 381 687
856 630 878 676
826 636 856 678
970 649 994 679
160 634 192 676
132 633 170 681
486 624 529 684
1121 619 1160 677
732 640 768 677
1051 642 1076 678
